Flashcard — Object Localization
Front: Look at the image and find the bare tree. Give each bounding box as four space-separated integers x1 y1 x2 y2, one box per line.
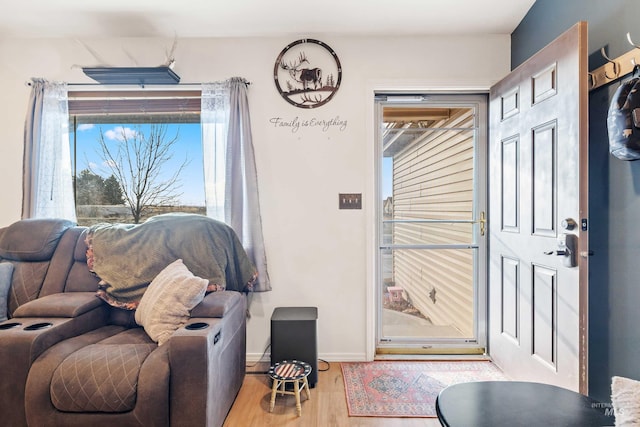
96 124 188 223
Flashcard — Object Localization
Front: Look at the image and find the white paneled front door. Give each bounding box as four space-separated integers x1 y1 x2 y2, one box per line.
488 22 589 392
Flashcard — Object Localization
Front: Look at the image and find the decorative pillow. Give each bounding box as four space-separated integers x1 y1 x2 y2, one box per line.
611 375 640 426
134 259 208 346
0 262 14 321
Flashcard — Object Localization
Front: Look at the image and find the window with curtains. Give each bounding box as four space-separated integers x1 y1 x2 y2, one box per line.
68 89 206 226
26 79 269 291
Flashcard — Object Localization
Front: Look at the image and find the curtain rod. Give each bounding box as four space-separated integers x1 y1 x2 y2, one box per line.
26 80 252 89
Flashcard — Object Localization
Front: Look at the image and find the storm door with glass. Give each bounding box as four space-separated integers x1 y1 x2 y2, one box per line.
375 93 487 354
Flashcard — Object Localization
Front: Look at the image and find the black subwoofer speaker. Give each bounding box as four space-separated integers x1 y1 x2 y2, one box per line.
270 307 318 387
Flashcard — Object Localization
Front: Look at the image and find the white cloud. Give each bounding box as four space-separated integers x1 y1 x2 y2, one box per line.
77 124 94 131
103 159 117 168
104 126 138 141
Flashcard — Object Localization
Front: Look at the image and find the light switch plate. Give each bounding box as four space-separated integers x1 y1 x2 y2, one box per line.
339 193 362 209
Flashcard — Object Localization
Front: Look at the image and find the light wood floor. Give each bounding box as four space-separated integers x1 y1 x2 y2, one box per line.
223 362 442 427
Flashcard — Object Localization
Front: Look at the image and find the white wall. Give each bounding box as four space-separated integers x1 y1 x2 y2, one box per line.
0 34 510 361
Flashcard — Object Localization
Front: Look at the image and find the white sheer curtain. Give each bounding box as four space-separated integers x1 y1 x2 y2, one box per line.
201 78 270 292
22 79 76 221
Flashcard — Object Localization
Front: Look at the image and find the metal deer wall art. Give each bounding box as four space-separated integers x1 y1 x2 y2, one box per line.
274 39 342 109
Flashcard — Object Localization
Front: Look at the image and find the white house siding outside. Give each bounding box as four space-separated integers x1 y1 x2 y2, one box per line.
388 108 475 338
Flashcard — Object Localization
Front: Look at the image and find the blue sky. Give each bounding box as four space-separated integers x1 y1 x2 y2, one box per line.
72 122 206 206
382 157 393 199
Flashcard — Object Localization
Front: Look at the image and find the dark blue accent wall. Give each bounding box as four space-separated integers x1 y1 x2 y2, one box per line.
512 0 640 402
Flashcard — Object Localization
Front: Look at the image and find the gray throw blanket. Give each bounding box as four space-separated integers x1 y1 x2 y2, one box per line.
87 214 257 303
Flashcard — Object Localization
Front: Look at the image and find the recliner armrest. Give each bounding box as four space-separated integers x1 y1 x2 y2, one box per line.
13 292 104 318
169 291 246 426
190 290 242 318
0 294 110 427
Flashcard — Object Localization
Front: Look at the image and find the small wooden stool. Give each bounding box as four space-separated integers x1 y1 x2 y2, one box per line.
268 360 312 416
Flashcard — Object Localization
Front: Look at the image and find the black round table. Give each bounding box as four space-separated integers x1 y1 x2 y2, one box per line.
436 381 614 427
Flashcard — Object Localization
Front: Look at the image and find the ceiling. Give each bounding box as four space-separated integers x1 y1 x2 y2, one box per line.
0 0 535 39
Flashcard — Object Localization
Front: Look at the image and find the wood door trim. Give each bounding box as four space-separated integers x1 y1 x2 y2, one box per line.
576 21 589 396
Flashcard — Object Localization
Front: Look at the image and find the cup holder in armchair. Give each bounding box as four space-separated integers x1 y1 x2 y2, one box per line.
0 322 22 330
23 322 53 331
185 322 209 330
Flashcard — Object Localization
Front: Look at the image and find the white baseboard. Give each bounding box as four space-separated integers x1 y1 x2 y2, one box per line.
246 352 369 363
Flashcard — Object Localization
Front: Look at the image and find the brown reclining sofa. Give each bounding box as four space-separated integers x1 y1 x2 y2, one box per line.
0 215 253 427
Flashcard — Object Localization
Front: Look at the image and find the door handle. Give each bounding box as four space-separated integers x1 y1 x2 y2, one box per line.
544 249 570 256
544 233 577 267
476 211 486 237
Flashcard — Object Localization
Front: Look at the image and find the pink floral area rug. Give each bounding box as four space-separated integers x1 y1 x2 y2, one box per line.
341 360 506 418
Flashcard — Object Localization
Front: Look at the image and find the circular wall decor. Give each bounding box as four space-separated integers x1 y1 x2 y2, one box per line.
274 39 342 109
